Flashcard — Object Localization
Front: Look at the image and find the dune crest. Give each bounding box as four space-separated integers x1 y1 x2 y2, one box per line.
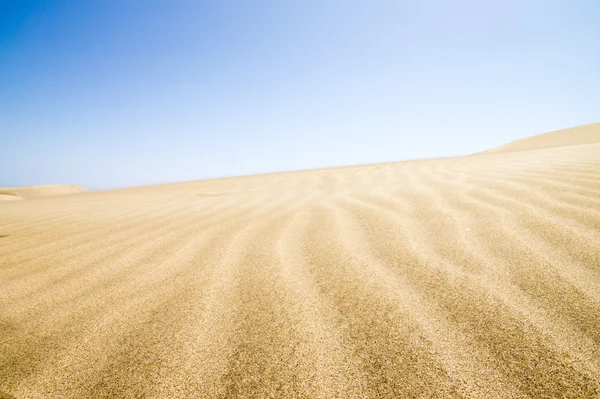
0 184 85 202
1 125 599 398
483 122 600 154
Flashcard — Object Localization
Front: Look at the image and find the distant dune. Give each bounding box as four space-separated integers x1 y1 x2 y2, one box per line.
0 184 85 202
1 124 599 398
482 122 600 154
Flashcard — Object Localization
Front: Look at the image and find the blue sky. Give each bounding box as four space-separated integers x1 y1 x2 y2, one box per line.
1 1 599 190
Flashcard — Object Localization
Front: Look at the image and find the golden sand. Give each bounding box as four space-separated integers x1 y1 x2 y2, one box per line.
0 185 84 202
1 124 599 398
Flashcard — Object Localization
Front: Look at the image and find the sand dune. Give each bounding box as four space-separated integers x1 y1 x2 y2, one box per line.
1 126 600 398
483 122 600 154
0 184 85 202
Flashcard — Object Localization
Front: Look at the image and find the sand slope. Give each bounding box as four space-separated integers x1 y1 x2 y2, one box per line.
1 127 600 398
483 122 600 154
0 185 85 202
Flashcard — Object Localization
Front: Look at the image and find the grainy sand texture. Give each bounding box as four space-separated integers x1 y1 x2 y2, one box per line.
1 124 600 398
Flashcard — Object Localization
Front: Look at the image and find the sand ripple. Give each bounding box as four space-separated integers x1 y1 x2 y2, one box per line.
1 137 600 398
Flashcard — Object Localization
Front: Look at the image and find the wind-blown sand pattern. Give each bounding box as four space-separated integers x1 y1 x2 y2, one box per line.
1 124 600 398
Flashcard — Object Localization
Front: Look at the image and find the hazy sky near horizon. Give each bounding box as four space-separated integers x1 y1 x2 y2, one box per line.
1 1 599 190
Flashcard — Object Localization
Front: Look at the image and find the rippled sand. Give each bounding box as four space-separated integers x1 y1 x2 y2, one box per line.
1 125 599 398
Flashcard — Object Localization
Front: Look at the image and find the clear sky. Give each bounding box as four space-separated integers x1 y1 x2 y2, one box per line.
1 1 599 190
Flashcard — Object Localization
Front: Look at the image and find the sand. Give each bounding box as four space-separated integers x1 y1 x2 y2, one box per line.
0 185 85 202
482 122 600 154
1 124 599 398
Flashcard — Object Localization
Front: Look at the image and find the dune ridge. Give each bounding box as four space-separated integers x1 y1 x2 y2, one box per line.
1 126 600 398
482 122 600 154
0 184 85 202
